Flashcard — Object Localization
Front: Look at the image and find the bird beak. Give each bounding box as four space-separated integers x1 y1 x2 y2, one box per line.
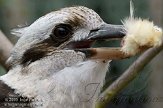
75 23 129 60
88 24 125 40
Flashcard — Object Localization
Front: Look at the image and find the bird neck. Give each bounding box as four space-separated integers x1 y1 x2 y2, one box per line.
1 58 110 108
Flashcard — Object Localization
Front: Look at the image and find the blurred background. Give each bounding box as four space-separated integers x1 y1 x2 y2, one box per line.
0 0 163 108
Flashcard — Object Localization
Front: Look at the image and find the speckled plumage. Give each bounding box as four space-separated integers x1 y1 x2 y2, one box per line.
0 6 110 108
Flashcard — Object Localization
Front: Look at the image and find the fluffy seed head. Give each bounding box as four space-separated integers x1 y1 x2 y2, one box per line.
121 2 163 55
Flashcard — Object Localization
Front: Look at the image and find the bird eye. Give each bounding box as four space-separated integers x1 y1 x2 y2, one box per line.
50 24 73 42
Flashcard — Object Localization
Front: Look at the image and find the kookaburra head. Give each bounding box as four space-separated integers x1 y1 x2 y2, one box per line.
0 6 125 108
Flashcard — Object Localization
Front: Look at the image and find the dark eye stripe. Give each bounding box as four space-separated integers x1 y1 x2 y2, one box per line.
21 38 57 66
20 18 82 66
21 24 73 66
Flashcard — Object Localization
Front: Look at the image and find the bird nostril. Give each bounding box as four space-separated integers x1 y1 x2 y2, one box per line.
90 28 100 33
89 28 100 35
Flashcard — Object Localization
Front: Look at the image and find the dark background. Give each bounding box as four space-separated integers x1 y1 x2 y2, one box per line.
0 0 163 108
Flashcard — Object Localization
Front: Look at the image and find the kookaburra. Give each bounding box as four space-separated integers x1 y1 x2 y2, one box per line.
0 5 162 108
0 6 125 108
